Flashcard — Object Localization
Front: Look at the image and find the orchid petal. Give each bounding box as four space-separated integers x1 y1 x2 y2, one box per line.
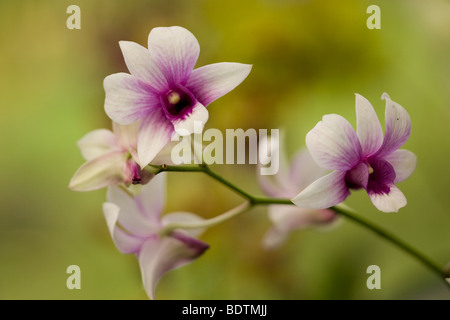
291 170 350 209
77 129 118 161
368 184 407 213
187 62 252 106
118 41 168 92
355 94 383 157
147 26 200 85
113 122 138 152
306 114 362 171
385 149 417 183
162 212 206 238
139 233 208 300
137 109 174 168
289 148 328 192
106 185 159 237
104 73 161 125
376 93 412 157
68 152 127 191
172 101 209 136
102 202 144 254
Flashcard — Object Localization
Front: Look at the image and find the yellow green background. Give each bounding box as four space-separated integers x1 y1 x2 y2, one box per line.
1 0 449 299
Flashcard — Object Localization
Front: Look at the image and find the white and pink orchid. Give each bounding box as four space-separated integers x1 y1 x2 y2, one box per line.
69 122 153 191
292 93 417 213
103 173 208 300
258 136 337 249
104 26 252 168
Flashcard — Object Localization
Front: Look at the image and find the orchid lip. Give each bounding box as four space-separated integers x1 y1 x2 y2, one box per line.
161 85 196 119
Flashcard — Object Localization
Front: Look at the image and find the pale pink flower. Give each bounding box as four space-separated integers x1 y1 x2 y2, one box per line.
104 26 252 168
258 136 337 249
103 173 208 299
292 93 417 213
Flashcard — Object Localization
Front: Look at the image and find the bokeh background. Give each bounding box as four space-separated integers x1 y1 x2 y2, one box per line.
1 0 449 300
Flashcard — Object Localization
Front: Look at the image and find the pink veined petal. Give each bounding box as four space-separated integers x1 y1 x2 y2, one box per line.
77 129 118 161
368 184 407 213
138 233 208 300
186 62 252 107
384 149 417 183
376 93 412 158
306 114 362 171
172 101 209 136
147 26 200 85
137 109 174 168
102 202 145 254
68 151 127 191
118 41 168 92
113 121 139 152
104 73 162 125
355 94 383 157
291 170 350 209
106 186 159 237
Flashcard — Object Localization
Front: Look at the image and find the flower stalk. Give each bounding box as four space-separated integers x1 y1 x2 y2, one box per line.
149 163 450 287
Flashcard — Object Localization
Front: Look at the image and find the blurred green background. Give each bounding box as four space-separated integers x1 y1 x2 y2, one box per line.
1 0 449 300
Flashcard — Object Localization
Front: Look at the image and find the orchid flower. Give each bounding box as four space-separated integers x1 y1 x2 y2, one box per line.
258 136 337 249
292 93 417 213
102 173 209 300
104 26 252 168
69 122 154 191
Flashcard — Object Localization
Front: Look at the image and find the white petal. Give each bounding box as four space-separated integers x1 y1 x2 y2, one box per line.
187 62 252 106
106 186 158 237
147 26 200 84
385 149 417 183
306 114 362 170
368 184 407 213
137 109 174 168
119 41 168 92
355 94 383 156
68 152 127 191
291 171 350 209
102 202 144 254
288 148 328 192
77 129 118 161
104 73 162 125
172 102 209 136
138 233 208 300
161 211 206 238
113 121 138 151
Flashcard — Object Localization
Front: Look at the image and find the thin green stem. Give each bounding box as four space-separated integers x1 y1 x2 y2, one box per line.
148 163 450 285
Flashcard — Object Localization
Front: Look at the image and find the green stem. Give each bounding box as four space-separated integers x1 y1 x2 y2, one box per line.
148 163 450 285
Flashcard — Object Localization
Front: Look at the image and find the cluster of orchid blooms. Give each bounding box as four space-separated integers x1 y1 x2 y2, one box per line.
69 26 448 299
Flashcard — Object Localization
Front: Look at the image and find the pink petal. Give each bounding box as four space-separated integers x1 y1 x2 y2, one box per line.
102 202 145 254
306 114 362 171
138 233 208 300
291 170 350 209
68 151 127 191
112 122 138 152
172 101 209 136
104 73 161 125
376 93 412 158
368 184 407 213
355 94 383 157
186 62 252 106
77 129 118 161
147 26 200 85
137 109 174 168
384 149 417 183
118 41 168 92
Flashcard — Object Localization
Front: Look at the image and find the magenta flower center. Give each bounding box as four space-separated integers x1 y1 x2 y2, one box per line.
161 85 195 118
345 158 396 195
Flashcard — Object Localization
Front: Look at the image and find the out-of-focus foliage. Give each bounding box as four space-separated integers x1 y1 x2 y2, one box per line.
0 0 449 299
